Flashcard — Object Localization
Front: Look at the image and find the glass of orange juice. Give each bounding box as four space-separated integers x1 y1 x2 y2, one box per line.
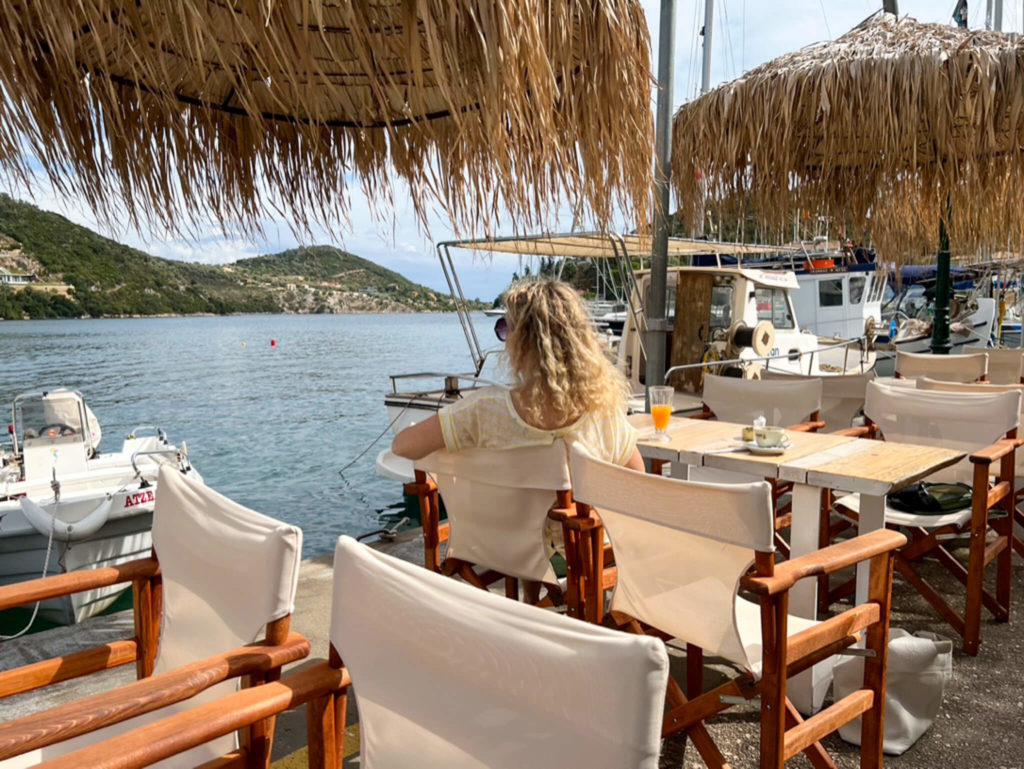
648 385 674 442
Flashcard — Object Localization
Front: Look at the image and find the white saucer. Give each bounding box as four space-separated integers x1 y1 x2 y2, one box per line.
743 440 792 456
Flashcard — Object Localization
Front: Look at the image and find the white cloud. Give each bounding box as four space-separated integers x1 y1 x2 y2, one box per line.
6 1 1015 301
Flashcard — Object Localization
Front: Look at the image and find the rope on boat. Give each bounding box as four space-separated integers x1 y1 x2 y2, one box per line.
0 472 60 641
336 391 447 479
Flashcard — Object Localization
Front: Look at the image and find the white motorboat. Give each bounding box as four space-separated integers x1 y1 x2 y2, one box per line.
0 389 200 626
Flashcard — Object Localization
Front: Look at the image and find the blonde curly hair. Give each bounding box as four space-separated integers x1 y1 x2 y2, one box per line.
503 278 629 428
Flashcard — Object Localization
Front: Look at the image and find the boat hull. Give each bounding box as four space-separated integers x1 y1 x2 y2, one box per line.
0 512 152 624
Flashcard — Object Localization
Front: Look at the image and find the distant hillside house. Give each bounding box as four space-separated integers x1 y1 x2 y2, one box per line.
0 269 35 286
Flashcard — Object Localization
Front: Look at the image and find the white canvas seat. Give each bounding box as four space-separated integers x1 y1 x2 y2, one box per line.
409 441 570 591
0 467 304 769
981 348 1024 385
894 350 988 382
568 444 905 767
32 536 672 769
915 377 1024 559
831 380 1019 654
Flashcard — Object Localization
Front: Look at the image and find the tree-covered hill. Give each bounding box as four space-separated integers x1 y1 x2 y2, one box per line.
0 195 472 319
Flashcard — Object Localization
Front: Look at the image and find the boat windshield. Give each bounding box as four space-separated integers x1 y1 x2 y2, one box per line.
17 394 85 442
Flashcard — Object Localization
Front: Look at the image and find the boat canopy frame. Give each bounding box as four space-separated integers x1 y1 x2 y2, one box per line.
436 232 800 376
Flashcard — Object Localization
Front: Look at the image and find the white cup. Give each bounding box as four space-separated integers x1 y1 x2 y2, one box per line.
754 426 787 448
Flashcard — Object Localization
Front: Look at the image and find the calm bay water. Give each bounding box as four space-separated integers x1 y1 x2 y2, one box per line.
0 313 500 557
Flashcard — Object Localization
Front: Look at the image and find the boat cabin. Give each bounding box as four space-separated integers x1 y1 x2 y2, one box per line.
618 266 873 395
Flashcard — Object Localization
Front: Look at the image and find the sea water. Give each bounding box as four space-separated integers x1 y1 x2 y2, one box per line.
0 313 503 557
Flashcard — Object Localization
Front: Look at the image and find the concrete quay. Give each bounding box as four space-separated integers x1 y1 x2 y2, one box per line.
1 530 1022 768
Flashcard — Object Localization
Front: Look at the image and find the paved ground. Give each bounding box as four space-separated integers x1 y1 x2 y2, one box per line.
2 529 1023 768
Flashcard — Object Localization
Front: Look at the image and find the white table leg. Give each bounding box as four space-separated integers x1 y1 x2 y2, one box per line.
788 482 833 715
856 493 887 605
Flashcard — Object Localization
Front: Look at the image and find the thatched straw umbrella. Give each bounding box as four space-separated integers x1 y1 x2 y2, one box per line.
0 0 653 237
672 12 1024 351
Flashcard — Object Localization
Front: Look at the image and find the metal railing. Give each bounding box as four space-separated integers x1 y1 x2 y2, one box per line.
663 336 873 379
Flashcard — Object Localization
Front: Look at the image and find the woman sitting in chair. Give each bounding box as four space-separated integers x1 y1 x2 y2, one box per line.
392 278 643 472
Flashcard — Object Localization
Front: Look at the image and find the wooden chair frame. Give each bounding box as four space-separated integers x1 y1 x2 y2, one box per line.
558 499 905 769
0 554 309 767
406 470 565 605
25 644 351 769
827 419 1019 655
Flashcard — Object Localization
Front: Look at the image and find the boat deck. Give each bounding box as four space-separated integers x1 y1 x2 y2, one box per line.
1 530 1022 768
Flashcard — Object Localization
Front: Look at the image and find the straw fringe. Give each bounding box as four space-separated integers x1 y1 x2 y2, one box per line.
672 13 1024 262
0 0 653 238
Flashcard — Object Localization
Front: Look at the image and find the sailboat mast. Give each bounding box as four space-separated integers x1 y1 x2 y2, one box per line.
701 0 715 94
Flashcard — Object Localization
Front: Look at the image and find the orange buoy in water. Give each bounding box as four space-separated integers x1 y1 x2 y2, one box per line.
270 339 277 347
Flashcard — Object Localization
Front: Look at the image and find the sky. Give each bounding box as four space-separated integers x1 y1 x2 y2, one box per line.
5 0 1019 302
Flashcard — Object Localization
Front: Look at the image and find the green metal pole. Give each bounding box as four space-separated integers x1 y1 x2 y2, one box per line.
930 215 953 354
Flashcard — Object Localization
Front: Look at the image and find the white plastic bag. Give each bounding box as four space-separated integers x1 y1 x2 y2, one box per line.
832 628 953 755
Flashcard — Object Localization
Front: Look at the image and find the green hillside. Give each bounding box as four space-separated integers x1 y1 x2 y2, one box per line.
0 195 471 319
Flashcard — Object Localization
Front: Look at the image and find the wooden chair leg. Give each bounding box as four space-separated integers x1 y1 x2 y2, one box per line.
307 691 340 769
759 594 788 769
860 551 896 769
963 481 989 656
505 577 519 600
686 644 703 700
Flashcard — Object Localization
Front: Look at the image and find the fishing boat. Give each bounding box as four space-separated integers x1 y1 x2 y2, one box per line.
0 389 199 626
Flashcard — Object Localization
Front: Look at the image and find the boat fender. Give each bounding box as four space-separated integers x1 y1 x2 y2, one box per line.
19 495 113 542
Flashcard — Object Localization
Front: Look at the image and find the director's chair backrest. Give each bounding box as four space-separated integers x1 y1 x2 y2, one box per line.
983 348 1024 385
569 444 774 674
702 373 822 426
415 441 571 583
894 350 988 382
330 536 669 769
866 380 1021 484
30 466 303 768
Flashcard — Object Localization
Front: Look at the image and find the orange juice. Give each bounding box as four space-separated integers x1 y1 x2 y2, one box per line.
651 404 672 431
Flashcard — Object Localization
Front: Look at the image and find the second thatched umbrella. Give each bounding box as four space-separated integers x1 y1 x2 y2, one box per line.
0 0 653 237
672 12 1024 351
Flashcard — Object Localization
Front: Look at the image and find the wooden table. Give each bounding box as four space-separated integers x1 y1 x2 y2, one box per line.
633 415 964 713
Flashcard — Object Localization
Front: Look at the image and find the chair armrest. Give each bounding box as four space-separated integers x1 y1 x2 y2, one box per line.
740 529 907 596
832 425 872 438
30 660 349 769
0 557 160 612
0 633 310 761
969 438 1024 465
691 410 715 420
788 420 826 433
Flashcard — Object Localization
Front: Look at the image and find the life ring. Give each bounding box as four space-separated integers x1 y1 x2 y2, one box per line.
20 495 114 542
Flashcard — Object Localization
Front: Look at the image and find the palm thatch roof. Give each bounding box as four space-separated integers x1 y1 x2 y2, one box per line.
0 0 653 237
672 13 1024 262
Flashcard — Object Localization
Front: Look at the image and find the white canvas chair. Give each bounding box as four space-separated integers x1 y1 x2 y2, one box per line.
0 467 305 768
893 350 988 382
689 374 825 555
764 369 877 431
831 380 1020 655
698 373 824 428
917 377 1024 560
405 441 573 607
981 347 1024 385
32 536 671 769
568 444 904 769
